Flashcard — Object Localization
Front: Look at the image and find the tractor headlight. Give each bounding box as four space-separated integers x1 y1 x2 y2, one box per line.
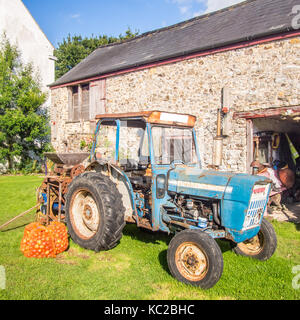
156 175 166 199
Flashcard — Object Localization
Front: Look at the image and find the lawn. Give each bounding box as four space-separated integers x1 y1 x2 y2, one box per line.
0 175 299 300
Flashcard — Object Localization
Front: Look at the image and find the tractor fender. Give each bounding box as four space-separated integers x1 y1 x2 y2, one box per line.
85 161 135 222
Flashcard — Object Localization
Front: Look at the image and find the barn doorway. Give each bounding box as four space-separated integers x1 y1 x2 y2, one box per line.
252 117 300 222
252 117 300 172
235 106 300 223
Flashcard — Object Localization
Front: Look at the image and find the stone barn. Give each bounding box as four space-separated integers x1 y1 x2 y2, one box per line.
49 0 300 177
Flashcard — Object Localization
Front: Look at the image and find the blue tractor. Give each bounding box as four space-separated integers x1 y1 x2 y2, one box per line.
64 111 277 289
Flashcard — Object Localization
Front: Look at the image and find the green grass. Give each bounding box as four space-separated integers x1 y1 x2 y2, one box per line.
0 175 300 300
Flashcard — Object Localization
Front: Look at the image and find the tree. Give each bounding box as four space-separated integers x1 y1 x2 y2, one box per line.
54 28 139 79
0 35 50 172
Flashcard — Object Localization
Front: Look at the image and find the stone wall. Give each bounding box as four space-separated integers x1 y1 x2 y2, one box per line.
51 35 300 172
106 36 300 172
51 87 94 152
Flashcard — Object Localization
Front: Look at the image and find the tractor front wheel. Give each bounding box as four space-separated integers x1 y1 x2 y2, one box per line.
232 218 277 261
167 230 223 289
65 172 126 252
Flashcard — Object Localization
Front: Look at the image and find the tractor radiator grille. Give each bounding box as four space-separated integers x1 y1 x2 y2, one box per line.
243 184 270 231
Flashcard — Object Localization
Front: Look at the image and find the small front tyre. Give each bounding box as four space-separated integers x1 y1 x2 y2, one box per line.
167 230 223 290
232 218 277 261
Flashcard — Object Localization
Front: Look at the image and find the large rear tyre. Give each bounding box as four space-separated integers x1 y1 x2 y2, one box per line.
232 218 277 261
65 172 126 252
167 230 223 289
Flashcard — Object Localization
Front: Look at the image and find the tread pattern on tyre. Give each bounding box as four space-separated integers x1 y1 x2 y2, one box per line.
65 172 126 252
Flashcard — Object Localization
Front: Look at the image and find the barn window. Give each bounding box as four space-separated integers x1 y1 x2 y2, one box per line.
90 79 106 119
68 80 106 122
72 86 80 121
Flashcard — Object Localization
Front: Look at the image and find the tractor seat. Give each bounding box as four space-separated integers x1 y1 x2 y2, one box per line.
120 159 139 171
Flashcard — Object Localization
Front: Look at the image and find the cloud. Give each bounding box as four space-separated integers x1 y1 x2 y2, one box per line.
70 13 81 19
168 0 203 18
170 0 197 4
180 6 190 14
203 0 244 13
168 0 244 18
192 10 203 17
68 13 83 24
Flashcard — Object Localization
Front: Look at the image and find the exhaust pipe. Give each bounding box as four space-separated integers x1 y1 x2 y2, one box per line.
213 108 223 167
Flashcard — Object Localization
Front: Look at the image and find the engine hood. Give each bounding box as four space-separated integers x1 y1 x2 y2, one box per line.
167 166 270 201
167 166 272 241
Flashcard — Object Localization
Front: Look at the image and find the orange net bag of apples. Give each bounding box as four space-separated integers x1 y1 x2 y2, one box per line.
21 222 69 258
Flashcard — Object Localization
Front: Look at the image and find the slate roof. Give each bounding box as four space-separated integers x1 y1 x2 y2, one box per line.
51 0 299 87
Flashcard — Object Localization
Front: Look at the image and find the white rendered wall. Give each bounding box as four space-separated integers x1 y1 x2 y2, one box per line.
0 0 55 98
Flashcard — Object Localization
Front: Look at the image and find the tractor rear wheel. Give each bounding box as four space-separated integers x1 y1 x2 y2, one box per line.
167 230 223 289
232 218 277 261
65 172 126 252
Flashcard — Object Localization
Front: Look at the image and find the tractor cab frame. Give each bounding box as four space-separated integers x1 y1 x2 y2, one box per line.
89 111 201 233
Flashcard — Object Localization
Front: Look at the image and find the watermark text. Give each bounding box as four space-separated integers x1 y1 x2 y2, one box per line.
292 5 300 30
292 265 300 290
0 266 5 290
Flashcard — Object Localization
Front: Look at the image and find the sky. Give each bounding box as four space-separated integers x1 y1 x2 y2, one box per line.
22 0 244 47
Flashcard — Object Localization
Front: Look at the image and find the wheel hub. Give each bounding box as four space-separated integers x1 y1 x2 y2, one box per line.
83 205 93 220
175 242 208 282
187 255 198 266
70 190 100 240
238 232 264 255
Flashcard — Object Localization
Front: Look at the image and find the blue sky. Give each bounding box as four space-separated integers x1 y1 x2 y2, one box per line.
22 0 244 47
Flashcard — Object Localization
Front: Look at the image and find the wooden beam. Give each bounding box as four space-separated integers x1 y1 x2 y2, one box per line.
246 120 254 174
233 106 300 120
0 204 40 231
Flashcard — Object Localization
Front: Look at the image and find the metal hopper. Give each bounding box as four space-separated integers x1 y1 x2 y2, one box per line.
44 153 90 166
